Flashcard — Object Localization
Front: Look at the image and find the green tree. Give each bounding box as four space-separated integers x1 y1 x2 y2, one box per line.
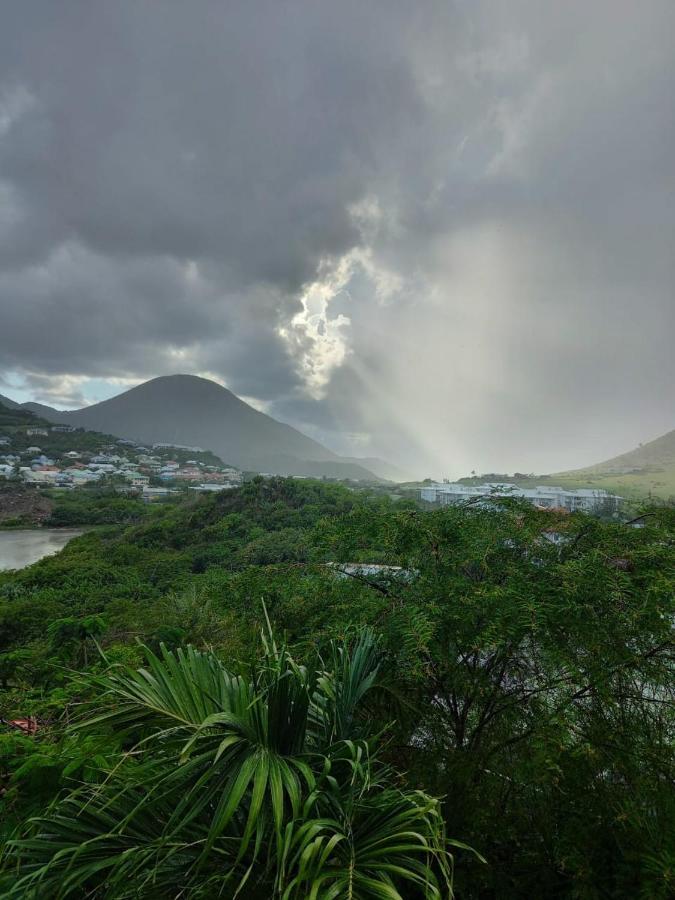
314 501 675 897
0 650 31 689
47 615 107 667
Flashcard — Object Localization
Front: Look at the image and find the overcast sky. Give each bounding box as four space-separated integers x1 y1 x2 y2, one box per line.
1 1 673 477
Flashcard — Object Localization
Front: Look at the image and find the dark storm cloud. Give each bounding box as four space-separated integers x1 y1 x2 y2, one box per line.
1 1 673 474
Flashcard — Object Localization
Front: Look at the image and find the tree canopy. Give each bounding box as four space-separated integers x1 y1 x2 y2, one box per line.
0 479 673 897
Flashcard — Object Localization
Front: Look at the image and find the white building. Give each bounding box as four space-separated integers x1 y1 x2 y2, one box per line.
419 482 623 513
141 486 177 501
152 443 204 452
23 470 59 485
127 474 150 488
70 469 101 484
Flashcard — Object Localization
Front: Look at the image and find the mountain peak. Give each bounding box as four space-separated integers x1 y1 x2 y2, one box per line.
11 374 384 480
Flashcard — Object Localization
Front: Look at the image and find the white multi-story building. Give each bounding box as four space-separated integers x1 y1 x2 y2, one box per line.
127 474 150 488
420 482 623 513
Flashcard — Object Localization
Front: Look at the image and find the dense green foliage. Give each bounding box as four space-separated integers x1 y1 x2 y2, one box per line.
2 627 459 898
44 485 175 527
0 479 673 898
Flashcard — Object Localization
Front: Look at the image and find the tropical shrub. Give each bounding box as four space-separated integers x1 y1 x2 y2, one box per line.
2 623 467 898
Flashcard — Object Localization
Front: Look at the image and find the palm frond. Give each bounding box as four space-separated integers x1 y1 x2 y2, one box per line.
2 626 468 898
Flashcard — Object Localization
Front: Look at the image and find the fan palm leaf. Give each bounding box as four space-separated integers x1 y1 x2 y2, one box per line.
2 626 468 898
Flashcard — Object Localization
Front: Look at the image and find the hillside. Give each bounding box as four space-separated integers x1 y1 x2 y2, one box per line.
15 375 382 480
0 394 21 411
553 428 675 500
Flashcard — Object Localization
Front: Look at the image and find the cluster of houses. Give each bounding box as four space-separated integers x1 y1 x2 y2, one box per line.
419 482 624 513
0 430 242 499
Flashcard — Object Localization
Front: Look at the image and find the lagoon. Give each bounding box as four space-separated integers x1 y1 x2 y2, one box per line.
0 529 83 571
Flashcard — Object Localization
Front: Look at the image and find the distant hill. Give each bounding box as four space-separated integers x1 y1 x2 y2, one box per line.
11 375 383 480
0 393 21 411
0 399 50 429
550 429 675 500
452 428 675 502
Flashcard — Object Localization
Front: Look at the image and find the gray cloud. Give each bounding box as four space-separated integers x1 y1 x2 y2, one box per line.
1 1 673 475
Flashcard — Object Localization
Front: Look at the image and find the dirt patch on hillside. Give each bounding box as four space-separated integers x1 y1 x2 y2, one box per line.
0 485 54 526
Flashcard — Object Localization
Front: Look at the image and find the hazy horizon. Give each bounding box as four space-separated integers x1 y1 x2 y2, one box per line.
1 2 673 477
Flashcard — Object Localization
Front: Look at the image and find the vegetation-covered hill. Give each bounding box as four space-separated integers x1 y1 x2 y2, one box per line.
451 428 675 502
0 478 673 897
0 394 21 412
0 400 50 429
553 427 675 500
0 403 130 460
14 375 384 480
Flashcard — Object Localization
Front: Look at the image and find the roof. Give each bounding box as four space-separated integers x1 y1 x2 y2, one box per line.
2 717 39 735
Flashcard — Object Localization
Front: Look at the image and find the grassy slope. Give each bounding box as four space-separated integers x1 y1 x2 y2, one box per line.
552 429 675 500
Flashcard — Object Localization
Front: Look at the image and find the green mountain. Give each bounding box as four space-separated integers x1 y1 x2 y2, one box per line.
0 399 50 429
0 393 22 411
15 375 383 481
553 428 675 500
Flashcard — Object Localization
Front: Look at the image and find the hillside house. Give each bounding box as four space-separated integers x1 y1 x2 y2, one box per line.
23 470 59 485
152 443 204 452
70 470 101 483
174 466 202 481
51 425 74 432
90 454 123 464
26 427 48 436
127 474 150 488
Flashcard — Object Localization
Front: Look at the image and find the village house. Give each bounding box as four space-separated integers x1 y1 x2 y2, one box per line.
127 474 150 488
26 427 48 436
90 453 123 464
31 455 55 467
174 466 203 481
69 470 101 483
23 470 59 485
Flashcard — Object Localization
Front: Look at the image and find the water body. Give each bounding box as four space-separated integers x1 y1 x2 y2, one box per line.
0 529 83 571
